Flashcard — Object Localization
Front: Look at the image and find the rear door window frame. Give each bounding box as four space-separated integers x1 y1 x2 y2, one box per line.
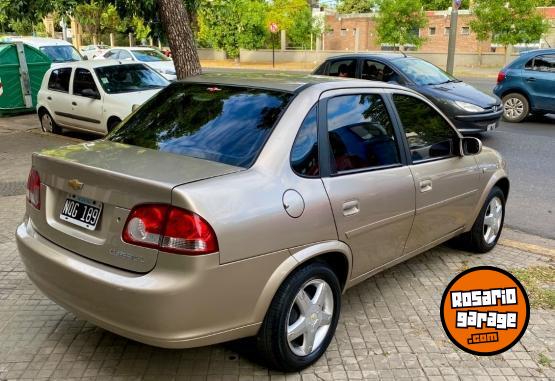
316 88 411 178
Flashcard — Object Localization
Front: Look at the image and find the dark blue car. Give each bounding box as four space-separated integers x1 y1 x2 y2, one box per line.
494 49 555 123
314 54 503 134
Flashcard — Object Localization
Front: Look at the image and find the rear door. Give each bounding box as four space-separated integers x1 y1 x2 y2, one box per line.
390 92 482 254
71 68 104 133
45 67 74 127
325 58 357 78
523 54 555 112
320 89 416 278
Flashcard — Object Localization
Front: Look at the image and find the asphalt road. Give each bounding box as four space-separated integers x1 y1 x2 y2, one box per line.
462 77 555 239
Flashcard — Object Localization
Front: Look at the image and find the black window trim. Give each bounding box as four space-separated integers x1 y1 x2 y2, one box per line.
317 89 410 178
47 67 73 94
387 90 462 165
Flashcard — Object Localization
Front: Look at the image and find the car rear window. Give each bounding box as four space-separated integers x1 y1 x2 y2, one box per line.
109 83 293 168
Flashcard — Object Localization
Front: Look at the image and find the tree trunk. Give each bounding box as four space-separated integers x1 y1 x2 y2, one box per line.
156 0 201 79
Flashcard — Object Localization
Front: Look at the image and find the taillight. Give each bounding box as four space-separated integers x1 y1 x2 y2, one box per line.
497 71 506 84
26 168 41 209
122 204 218 255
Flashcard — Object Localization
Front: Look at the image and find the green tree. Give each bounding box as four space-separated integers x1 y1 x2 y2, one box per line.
336 0 377 13
267 0 320 49
470 0 548 51
198 0 267 59
74 0 103 42
421 0 469 10
375 0 427 49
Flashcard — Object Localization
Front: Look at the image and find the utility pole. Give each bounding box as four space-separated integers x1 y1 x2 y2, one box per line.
446 0 462 74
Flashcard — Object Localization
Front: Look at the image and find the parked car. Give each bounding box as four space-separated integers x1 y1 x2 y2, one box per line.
17 73 509 371
80 44 110 60
494 49 555 123
0 36 83 64
96 47 176 80
314 54 503 134
37 60 169 135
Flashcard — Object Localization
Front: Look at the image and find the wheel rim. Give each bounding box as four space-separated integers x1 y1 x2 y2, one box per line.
483 196 503 245
41 113 53 133
504 97 524 119
286 278 334 357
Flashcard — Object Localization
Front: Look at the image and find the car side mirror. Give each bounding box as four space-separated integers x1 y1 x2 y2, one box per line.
81 88 100 99
461 137 482 156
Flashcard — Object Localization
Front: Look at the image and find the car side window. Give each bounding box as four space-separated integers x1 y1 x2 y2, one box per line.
73 68 99 97
326 94 401 173
104 50 117 59
47 68 72 92
291 105 319 177
118 50 133 60
328 59 356 78
393 94 458 163
525 54 555 73
362 60 402 84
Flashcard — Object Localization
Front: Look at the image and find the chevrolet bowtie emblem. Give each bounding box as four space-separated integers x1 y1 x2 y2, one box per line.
68 179 84 190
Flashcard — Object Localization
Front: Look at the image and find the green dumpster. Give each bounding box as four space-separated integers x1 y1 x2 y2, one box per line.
0 42 51 116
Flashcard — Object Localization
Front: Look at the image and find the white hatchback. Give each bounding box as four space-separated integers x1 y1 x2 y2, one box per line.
37 60 169 136
96 47 177 80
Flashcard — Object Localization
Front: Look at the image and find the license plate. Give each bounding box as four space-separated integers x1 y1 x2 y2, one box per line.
487 122 497 131
60 195 103 230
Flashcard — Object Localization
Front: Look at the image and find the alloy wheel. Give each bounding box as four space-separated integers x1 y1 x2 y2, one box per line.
41 113 53 133
286 278 334 357
483 196 503 245
504 97 524 120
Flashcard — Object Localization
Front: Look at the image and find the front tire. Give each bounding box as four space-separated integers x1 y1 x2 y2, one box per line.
457 186 505 253
256 262 341 372
502 93 529 123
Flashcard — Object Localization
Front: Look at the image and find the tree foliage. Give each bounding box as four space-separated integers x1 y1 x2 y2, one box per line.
470 0 549 46
375 0 427 49
267 0 320 49
198 0 267 59
336 0 377 13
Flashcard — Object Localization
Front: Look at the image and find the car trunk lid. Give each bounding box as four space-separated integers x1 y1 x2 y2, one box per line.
30 140 242 273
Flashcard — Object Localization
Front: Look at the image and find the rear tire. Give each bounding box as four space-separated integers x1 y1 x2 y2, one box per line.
456 186 505 253
39 110 60 134
256 262 341 372
502 93 529 123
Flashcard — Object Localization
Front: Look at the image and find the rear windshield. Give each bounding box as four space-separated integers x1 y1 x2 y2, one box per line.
94 64 168 93
109 83 293 167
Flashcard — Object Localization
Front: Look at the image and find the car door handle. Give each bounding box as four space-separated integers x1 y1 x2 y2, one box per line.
71 101 77 106
420 179 433 193
526 77 536 82
47 96 52 100
342 200 359 216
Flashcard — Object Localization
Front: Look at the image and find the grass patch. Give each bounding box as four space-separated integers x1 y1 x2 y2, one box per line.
511 266 555 309
538 353 552 367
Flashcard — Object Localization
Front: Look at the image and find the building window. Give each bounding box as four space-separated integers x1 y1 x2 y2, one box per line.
461 27 470 35
444 27 450 35
429 27 436 36
340 28 347 36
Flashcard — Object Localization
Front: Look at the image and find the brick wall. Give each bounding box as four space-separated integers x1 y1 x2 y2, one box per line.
323 7 555 53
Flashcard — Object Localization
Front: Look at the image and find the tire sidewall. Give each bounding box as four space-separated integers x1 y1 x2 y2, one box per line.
268 263 341 371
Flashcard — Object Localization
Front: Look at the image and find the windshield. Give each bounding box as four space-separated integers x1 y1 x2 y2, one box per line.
40 45 82 62
109 84 293 167
132 49 171 62
94 64 169 94
394 58 459 86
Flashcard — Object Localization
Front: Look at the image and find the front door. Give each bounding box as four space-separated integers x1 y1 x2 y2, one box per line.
71 68 104 133
390 92 482 254
523 54 555 112
320 90 416 278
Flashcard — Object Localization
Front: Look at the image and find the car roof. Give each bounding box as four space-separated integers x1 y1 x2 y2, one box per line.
0 36 73 47
108 47 155 51
321 53 410 62
47 60 147 70
182 71 409 93
519 48 555 56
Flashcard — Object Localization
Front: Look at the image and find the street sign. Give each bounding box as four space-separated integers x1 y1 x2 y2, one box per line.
269 22 279 34
453 0 462 9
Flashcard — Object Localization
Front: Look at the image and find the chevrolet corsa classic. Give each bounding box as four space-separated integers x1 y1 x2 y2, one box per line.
16 73 509 371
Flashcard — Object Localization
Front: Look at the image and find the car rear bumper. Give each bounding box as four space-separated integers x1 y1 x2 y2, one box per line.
16 218 290 348
453 109 504 133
